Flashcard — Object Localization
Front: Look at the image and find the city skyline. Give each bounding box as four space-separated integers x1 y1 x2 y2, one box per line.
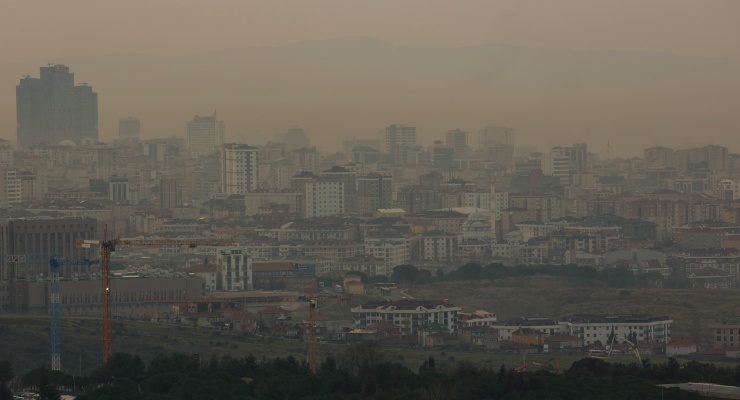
2 40 738 158
0 0 737 157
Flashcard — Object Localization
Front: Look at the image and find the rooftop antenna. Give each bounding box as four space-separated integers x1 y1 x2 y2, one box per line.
607 139 611 160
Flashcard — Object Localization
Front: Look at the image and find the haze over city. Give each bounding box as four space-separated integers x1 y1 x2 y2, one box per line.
4 2 740 399
1 0 739 156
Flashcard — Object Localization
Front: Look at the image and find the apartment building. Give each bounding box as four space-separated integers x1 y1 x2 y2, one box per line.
352 299 461 337
559 314 672 346
364 237 411 273
709 318 740 349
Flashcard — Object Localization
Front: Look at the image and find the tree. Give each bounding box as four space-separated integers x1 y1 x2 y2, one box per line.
0 361 12 383
338 342 385 377
36 369 60 400
392 265 420 287
627 331 638 345
0 383 10 400
0 362 13 400
452 262 484 280
90 353 145 385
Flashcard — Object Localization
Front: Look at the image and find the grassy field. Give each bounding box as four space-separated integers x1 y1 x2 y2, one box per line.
0 313 625 377
2 275 730 376
407 275 740 341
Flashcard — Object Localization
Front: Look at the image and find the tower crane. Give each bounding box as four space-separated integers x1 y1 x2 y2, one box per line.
48 256 98 371
307 293 352 374
588 333 642 365
78 225 237 363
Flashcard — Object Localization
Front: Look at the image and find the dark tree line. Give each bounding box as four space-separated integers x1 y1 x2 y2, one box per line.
383 262 687 289
9 344 740 399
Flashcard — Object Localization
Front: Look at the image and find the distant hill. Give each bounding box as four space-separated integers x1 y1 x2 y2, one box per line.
1 36 738 156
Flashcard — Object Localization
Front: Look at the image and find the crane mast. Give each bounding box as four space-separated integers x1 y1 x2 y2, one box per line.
49 256 97 370
78 227 237 364
101 226 113 363
309 299 317 374
307 294 352 374
49 258 61 371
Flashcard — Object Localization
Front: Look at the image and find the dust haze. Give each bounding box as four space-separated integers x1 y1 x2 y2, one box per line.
1 0 738 156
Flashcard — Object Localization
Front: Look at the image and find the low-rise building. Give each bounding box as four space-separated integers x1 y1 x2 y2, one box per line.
489 318 562 341
709 318 740 349
544 334 583 352
512 328 549 346
458 310 497 328
351 299 461 338
560 314 672 346
458 326 499 351
666 339 697 356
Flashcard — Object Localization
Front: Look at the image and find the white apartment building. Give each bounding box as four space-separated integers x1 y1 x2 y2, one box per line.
0 139 14 165
458 310 498 328
541 153 571 184
488 318 562 341
418 231 458 262
243 191 301 215
217 247 252 291
364 237 411 272
304 179 344 218
559 315 673 346
352 299 461 337
463 185 508 221
491 240 548 266
719 179 740 201
0 166 21 207
221 143 259 194
515 222 561 241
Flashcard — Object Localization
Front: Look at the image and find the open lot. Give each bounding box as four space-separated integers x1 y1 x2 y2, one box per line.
2 276 733 376
407 275 740 341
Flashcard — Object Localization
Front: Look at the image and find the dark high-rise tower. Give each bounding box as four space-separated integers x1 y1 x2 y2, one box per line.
16 64 98 147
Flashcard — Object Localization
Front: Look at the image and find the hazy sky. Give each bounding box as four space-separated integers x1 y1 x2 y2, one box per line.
2 0 739 63
1 0 739 156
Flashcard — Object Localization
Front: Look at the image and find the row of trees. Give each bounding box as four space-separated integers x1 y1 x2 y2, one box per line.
355 262 690 289
8 344 740 399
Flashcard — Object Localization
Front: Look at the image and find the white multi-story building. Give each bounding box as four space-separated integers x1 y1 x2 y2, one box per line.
352 299 461 337
0 139 14 165
719 179 740 201
0 166 21 207
364 237 411 273
187 113 225 157
463 181 508 222
491 240 549 266
458 310 498 328
381 124 417 164
304 179 344 218
221 143 259 195
515 222 561 241
541 153 571 184
489 318 562 341
418 231 458 262
559 315 673 346
217 247 252 291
